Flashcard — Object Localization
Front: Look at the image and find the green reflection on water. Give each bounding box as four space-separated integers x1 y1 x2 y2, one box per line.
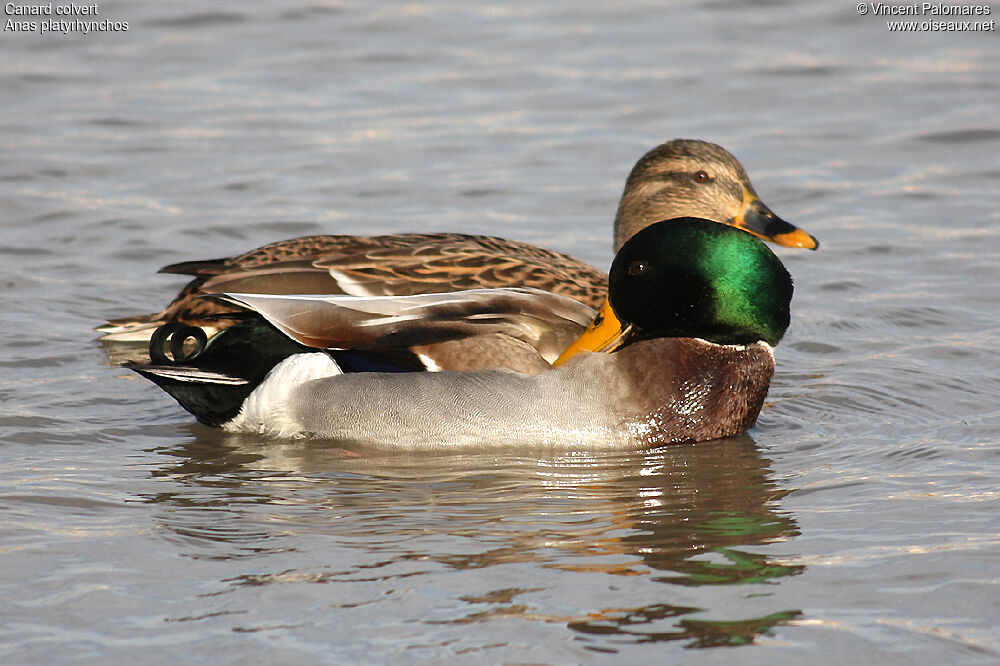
660 546 804 587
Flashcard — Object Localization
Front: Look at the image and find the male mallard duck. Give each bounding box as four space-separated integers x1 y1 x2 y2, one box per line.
126 217 794 448
100 139 815 343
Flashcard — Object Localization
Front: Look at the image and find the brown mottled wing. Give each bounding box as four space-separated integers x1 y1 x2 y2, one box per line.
153 233 607 324
312 234 607 305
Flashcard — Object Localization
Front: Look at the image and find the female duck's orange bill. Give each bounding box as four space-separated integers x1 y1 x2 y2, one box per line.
735 188 819 250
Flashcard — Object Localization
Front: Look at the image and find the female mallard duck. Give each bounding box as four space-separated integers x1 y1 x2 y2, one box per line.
100 139 815 343
126 217 794 448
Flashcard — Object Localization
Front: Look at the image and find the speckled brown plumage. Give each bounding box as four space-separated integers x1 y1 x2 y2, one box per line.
152 233 605 323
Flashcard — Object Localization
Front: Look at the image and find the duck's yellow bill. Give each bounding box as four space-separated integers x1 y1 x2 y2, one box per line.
553 299 630 366
734 188 819 250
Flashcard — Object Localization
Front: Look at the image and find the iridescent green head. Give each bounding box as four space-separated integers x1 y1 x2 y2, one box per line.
609 217 793 346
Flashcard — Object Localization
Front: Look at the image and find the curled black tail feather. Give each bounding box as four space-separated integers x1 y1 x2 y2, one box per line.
149 323 208 364
125 317 310 426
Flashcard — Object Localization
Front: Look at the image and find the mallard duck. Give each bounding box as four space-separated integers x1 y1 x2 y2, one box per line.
100 139 815 343
126 217 794 448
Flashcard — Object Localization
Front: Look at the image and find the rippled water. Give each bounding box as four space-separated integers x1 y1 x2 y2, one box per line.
2 0 999 662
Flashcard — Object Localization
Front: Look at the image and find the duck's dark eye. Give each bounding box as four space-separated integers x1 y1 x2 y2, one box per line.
627 260 647 276
693 170 712 183
591 311 604 328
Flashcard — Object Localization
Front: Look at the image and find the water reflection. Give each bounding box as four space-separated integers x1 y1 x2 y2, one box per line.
99 339 149 367
145 431 803 648
569 607 801 650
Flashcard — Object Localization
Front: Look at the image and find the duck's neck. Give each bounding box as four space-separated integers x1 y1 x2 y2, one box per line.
598 337 776 445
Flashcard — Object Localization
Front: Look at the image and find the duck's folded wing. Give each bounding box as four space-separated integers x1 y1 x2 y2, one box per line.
98 234 607 343
174 233 607 304
311 238 607 306
219 288 596 364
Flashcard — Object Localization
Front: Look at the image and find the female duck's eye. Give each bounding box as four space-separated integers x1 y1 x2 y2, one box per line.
693 170 712 183
627 261 647 276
